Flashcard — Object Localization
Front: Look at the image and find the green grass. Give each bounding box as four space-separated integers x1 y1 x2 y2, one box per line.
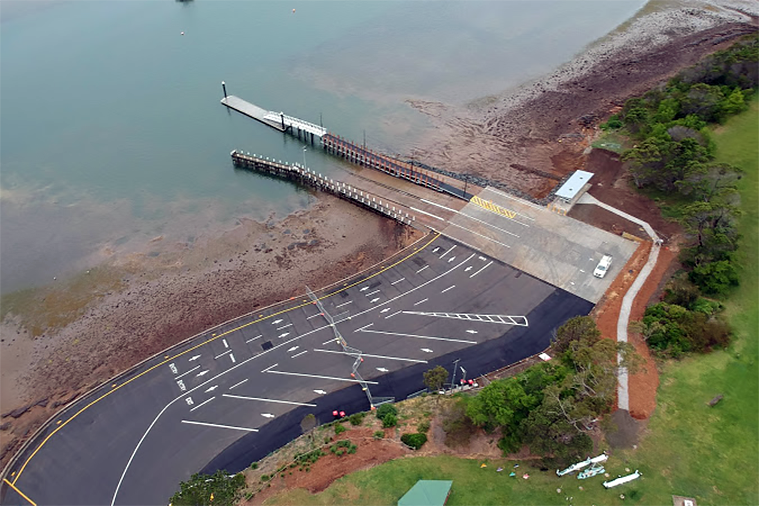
261 100 759 506
591 131 626 153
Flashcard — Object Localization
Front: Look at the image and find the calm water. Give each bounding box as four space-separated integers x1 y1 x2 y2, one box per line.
0 1 646 294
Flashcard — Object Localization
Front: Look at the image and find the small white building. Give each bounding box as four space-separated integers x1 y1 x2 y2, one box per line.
555 170 594 203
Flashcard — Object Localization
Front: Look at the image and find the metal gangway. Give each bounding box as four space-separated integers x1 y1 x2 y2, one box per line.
263 111 327 137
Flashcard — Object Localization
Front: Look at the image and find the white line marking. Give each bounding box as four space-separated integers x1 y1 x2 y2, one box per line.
446 221 512 249
190 396 216 412
409 206 445 221
314 389 327 395
356 323 374 332
416 265 429 274
261 413 275 418
460 210 523 234
335 300 353 308
307 313 322 320
365 289 381 296
272 319 283 325
230 353 236 364
478 256 487 261
385 310 402 319
278 332 290 338
465 266 473 272
222 339 229 348
229 379 248 390
223 393 316 407
466 330 478 334
277 323 292 330
314 349 428 363
376 367 389 372
359 286 369 292
291 350 308 359
112 251 476 505
261 363 278 373
432 247 440 253
246 334 263 343
421 199 457 213
370 297 380 303
439 244 456 259
188 355 201 362
205 385 218 393
322 338 339 345
391 277 406 285
414 298 428 306
470 261 494 278
441 285 456 294
380 308 391 314
287 346 299 353
482 187 541 215
333 310 349 319
448 256 456 263
181 420 258 432
359 328 477 344
214 350 232 359
196 370 209 378
421 348 434 353
175 365 200 380
264 369 379 384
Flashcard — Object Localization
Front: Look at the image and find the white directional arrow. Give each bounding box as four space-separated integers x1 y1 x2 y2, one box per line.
465 266 473 272
370 298 380 303
313 389 327 395
197 370 209 377
433 247 440 253
205 385 218 393
261 413 275 419
272 319 283 325
188 355 201 362
421 348 434 353
448 256 456 263
278 332 290 339
287 346 299 353
465 330 478 334
376 367 389 372
380 308 391 314
359 286 369 292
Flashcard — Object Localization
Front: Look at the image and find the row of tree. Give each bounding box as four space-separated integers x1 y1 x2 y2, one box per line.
454 317 640 466
606 33 757 296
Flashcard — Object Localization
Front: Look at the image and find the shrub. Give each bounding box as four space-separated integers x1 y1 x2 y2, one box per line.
250 462 258 470
260 474 269 482
373 430 385 439
417 420 431 433
382 413 398 428
334 423 346 435
245 491 254 500
401 432 428 450
689 260 740 296
348 412 365 426
376 403 397 420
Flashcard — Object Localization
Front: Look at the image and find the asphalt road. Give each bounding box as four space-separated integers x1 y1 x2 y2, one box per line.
2 233 592 506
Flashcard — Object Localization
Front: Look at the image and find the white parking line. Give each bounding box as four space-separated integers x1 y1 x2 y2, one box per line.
358 328 476 344
385 310 402 319
355 323 374 332
470 261 494 278
246 334 263 343
277 323 292 330
175 365 200 380
181 420 258 432
264 369 379 385
409 206 446 221
439 244 456 259
222 339 229 348
441 285 456 294
229 379 248 390
261 363 278 373
391 277 405 285
223 394 316 407
366 289 381 297
335 300 353 308
414 298 428 306
214 350 232 360
313 349 428 363
189 396 215 412
307 313 322 320
230 353 236 364
322 338 339 345
421 199 457 213
291 350 308 359
416 265 429 274
446 222 512 249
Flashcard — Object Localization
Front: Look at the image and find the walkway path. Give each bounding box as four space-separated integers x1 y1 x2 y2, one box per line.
578 193 661 410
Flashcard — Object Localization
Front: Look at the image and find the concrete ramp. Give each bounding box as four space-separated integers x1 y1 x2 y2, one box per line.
441 187 639 303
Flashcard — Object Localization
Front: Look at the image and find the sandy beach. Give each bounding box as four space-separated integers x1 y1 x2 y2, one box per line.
1 0 757 472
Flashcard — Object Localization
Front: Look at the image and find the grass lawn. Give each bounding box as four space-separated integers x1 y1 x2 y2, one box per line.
261 100 759 506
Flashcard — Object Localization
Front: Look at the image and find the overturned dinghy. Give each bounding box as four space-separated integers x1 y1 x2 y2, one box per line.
557 452 609 477
603 470 642 488
577 463 605 480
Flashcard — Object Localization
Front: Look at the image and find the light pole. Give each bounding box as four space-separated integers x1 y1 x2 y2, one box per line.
302 146 307 167
451 358 461 392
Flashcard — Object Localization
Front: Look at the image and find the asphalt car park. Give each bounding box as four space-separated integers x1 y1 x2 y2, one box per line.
2 233 592 506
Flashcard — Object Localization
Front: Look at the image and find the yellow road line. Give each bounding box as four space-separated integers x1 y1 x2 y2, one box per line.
11 232 441 484
3 478 36 506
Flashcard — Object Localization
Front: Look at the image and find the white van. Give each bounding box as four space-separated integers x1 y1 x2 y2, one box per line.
593 255 613 278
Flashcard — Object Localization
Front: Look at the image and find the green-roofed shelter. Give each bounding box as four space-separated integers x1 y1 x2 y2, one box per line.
398 480 453 506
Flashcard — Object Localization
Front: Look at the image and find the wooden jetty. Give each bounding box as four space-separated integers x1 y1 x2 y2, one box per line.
221 96 286 132
221 95 326 144
231 150 417 227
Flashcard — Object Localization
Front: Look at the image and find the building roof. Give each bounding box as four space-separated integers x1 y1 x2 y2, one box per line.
555 170 594 201
398 480 453 506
